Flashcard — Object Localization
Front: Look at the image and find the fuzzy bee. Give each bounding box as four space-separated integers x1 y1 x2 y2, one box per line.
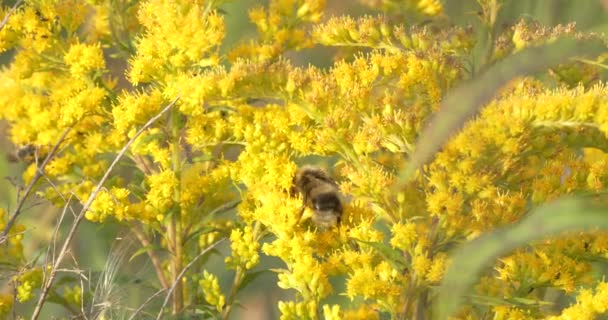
6 144 37 163
292 165 343 230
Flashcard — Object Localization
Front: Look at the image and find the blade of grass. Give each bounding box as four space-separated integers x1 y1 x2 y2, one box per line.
397 37 606 187
435 196 608 320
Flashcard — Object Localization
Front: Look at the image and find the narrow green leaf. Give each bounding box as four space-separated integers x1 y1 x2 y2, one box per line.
237 270 270 291
467 294 551 307
435 197 608 320
183 226 219 245
129 244 162 262
398 37 606 186
133 132 166 147
507 297 552 306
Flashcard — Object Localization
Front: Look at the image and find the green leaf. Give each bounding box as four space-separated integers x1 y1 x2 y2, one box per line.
183 226 221 245
435 196 608 320
129 243 163 262
507 297 552 307
192 153 215 163
467 294 552 307
237 270 270 292
353 238 408 270
133 132 166 147
397 37 606 187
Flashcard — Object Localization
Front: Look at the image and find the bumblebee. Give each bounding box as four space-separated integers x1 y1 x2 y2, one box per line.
292 165 343 230
6 144 37 163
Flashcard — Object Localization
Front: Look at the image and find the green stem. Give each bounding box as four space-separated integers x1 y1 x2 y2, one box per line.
222 267 245 320
170 108 184 314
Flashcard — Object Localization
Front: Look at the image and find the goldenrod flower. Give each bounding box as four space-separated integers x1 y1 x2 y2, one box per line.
225 226 260 270
64 42 105 76
199 271 226 312
0 294 13 319
15 267 43 302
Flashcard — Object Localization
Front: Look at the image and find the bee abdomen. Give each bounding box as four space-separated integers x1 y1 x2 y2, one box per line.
312 192 343 213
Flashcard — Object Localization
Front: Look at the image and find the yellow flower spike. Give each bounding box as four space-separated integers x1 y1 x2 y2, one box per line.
128 0 225 84
88 190 115 222
592 282 608 313
54 0 88 33
64 42 106 76
145 169 178 214
343 304 380 320
199 271 226 312
390 222 417 251
4 2 608 319
548 281 608 319
0 294 13 319
425 252 448 283
226 226 260 270
323 304 342 320
63 285 82 306
15 267 43 303
417 0 443 16
112 89 165 136
411 253 431 280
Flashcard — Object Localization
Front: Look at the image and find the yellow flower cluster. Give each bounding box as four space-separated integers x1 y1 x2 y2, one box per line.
313 15 473 54
64 42 106 76
112 89 166 138
359 0 443 17
87 187 132 222
278 300 318 320
0 294 13 319
548 282 608 320
63 285 83 307
0 208 25 263
229 0 325 62
128 0 223 84
15 267 43 302
225 225 260 270
494 20 606 87
146 169 178 221
3 0 608 318
199 271 226 312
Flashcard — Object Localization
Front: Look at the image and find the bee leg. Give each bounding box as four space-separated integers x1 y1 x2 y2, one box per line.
298 194 308 220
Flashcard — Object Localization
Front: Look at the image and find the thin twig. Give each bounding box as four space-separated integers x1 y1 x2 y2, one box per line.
65 254 89 320
131 223 170 289
10 278 17 320
209 199 241 217
30 97 179 320
155 238 226 320
0 128 71 245
42 193 74 296
127 288 166 320
0 0 23 31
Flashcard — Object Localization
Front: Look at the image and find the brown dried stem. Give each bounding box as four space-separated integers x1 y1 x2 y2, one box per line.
130 223 170 289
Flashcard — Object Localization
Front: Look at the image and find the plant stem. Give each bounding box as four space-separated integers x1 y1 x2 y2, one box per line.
131 223 169 289
222 267 245 320
170 108 184 314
